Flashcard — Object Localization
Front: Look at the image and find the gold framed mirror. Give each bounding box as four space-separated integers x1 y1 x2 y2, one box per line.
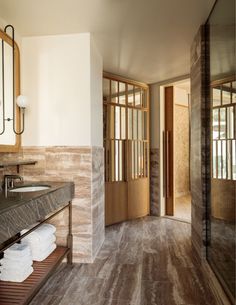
0 27 20 152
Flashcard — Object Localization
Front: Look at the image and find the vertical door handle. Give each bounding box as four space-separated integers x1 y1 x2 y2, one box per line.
166 131 170 199
163 131 166 197
163 131 170 199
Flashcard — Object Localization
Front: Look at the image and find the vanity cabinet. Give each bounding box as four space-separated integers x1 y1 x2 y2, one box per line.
0 181 74 305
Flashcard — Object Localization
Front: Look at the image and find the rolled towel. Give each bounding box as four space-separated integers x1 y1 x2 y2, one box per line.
21 234 56 251
21 224 56 242
33 243 56 262
4 243 31 260
0 266 33 282
0 257 33 270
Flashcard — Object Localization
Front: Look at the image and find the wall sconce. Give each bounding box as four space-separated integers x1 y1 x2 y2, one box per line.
0 25 27 136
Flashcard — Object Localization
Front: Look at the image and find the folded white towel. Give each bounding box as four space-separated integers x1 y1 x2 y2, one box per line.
0 258 33 270
4 243 31 259
0 266 33 282
33 243 56 262
21 234 56 251
0 263 33 274
21 224 56 242
0 253 32 266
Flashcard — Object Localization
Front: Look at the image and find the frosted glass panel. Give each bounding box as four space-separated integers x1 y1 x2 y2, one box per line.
212 88 221 107
119 82 126 105
222 83 231 105
128 85 134 106
135 87 141 107
212 109 219 139
111 81 118 103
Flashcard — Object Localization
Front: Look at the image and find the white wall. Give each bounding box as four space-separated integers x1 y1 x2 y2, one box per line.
90 38 103 147
21 33 103 147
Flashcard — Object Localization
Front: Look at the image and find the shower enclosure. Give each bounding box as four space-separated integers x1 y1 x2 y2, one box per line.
206 0 236 303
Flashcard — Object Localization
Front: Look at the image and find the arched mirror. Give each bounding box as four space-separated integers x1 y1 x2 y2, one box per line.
0 27 20 152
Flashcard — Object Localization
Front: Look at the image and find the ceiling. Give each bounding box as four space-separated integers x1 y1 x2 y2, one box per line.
0 0 215 84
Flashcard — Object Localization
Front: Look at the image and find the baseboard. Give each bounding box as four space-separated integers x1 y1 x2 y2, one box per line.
202 260 233 305
163 215 191 224
175 192 191 198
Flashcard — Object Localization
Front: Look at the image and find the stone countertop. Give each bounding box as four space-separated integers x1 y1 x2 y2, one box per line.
0 181 74 246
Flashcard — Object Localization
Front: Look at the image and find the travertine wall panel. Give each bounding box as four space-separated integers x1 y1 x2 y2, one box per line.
91 147 105 259
190 25 210 258
150 148 159 216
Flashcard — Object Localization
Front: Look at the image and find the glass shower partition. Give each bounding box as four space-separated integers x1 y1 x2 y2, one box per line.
207 0 236 303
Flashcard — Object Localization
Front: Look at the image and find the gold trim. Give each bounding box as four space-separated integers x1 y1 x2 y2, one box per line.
103 71 149 89
211 75 235 87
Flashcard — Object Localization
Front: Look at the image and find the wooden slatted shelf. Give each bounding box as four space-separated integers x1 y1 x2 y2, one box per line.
0 246 70 305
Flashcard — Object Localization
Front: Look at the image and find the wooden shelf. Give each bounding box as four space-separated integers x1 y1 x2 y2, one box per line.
0 160 37 169
0 246 70 305
0 160 37 174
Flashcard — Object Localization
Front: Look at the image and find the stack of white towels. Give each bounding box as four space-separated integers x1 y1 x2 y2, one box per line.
0 243 33 282
0 224 56 283
21 223 57 262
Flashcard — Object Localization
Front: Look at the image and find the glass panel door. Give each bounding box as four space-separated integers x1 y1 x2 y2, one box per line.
103 75 149 225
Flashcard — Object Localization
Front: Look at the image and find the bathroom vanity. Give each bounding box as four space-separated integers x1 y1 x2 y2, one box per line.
0 164 74 305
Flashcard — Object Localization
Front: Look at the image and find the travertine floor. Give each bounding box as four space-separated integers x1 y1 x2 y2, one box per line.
30 217 217 305
175 194 191 222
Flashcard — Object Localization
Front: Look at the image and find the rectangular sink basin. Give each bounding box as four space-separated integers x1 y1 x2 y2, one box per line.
9 185 51 193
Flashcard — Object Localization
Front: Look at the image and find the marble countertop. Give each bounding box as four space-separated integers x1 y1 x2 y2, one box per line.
0 181 74 246
0 181 74 213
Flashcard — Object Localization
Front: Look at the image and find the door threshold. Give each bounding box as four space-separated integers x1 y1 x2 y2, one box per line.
163 215 191 224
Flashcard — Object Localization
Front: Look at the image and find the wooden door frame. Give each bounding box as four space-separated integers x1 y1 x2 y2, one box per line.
155 74 190 216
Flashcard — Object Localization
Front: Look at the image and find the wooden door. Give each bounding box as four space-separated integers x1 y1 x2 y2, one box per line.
164 86 174 215
103 73 150 225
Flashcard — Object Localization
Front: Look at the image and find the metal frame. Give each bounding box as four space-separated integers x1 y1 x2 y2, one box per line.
0 201 73 304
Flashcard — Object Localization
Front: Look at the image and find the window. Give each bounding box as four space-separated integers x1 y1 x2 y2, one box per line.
212 81 236 180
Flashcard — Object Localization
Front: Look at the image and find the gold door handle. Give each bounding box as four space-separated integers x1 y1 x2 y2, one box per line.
163 131 166 197
163 131 170 199
166 131 170 199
